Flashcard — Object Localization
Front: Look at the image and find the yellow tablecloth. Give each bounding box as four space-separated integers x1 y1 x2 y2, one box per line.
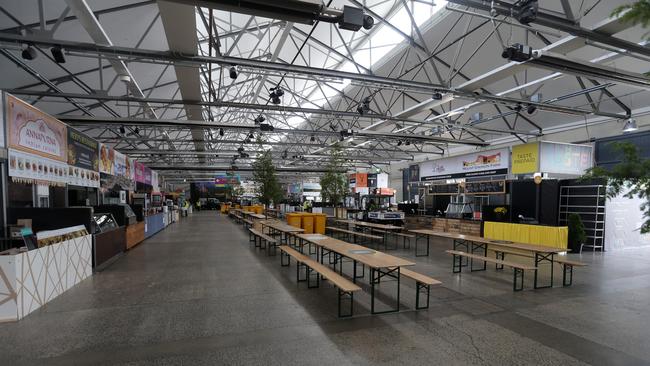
483 221 568 249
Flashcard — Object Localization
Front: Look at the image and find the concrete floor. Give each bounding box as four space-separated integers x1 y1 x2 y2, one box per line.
1 212 649 365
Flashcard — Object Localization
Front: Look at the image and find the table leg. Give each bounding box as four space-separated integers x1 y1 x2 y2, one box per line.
534 252 555 289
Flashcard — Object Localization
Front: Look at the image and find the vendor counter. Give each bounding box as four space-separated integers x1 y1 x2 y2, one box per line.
145 212 166 239
0 229 92 322
126 221 145 250
484 221 568 249
432 217 482 236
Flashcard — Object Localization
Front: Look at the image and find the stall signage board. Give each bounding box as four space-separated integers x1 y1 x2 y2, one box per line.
377 173 388 188
144 166 152 185
539 142 593 175
420 148 509 180
7 95 67 161
367 173 377 188
428 183 459 195
408 164 419 182
464 180 506 194
8 148 68 184
67 128 99 171
135 161 145 183
511 142 539 174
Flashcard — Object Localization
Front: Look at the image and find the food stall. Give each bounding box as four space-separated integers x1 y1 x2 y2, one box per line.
0 225 92 322
96 204 143 250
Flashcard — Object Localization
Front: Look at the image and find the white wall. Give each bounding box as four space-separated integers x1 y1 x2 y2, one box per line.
605 188 650 251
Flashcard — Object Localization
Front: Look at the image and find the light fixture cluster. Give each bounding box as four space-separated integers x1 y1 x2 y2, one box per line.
356 96 371 115
22 44 67 63
269 87 284 104
622 118 638 133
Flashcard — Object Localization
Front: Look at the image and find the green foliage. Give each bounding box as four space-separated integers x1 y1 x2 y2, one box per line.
319 145 349 207
583 142 650 233
251 150 283 206
614 1 650 75
567 213 587 247
613 1 650 30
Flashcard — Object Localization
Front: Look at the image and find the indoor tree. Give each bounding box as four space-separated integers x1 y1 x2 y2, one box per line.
251 150 283 206
583 142 650 233
319 144 349 207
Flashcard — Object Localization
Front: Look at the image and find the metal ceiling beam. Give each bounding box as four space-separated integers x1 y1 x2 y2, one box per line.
65 0 158 118
53 114 488 146
447 0 650 58
157 0 206 158
8 90 544 137
0 32 623 119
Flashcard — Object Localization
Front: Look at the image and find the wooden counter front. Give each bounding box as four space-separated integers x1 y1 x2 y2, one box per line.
431 217 481 236
126 221 145 250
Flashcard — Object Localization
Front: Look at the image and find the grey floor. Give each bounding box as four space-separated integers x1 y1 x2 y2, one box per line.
1 212 650 365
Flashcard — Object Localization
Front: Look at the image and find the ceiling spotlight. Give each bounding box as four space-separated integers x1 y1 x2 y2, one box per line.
622 118 638 133
229 65 238 79
526 104 537 115
405 141 411 146
50 46 65 63
397 140 403 146
248 132 254 139
119 126 126 134
21 44 37 60
271 87 284 97
219 128 224 136
254 115 265 124
363 14 374 30
134 127 140 134
516 0 539 25
357 96 371 115
432 92 443 100
271 95 281 105
310 135 315 142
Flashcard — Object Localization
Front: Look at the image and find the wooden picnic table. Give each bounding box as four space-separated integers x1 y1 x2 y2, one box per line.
260 220 304 245
248 213 266 220
409 228 567 288
295 233 414 314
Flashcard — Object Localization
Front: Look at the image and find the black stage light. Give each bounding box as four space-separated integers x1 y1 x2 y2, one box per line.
363 15 374 30
432 92 443 100
310 135 315 142
271 95 281 104
119 126 126 134
50 46 66 63
248 132 254 139
397 140 403 146
405 141 410 146
134 127 140 134
21 45 37 60
229 65 238 79
516 0 538 25
219 128 224 136
526 104 537 115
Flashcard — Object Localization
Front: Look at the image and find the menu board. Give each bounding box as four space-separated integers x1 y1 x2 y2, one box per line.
428 183 459 195
7 94 67 162
8 149 68 185
464 180 506 195
67 128 99 171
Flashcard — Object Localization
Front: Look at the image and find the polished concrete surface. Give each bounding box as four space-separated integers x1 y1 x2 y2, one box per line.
1 212 650 365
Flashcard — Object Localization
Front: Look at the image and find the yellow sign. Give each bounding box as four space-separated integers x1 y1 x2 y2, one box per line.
512 142 539 174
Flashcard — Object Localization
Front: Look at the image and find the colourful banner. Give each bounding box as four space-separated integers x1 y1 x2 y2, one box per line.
7 95 67 161
67 128 99 171
420 148 509 180
135 161 145 183
511 142 539 174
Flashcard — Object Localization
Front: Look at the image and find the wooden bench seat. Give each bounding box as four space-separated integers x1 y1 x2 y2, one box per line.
393 267 441 309
249 228 278 255
555 257 587 286
242 218 254 228
446 250 536 291
326 226 382 242
280 246 360 317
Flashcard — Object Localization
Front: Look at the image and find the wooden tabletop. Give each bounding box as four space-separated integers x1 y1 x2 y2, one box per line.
295 233 415 269
408 229 566 254
248 213 266 219
261 220 305 233
339 220 403 231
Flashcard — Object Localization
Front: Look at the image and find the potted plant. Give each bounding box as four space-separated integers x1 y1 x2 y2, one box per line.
567 213 587 253
493 206 508 222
